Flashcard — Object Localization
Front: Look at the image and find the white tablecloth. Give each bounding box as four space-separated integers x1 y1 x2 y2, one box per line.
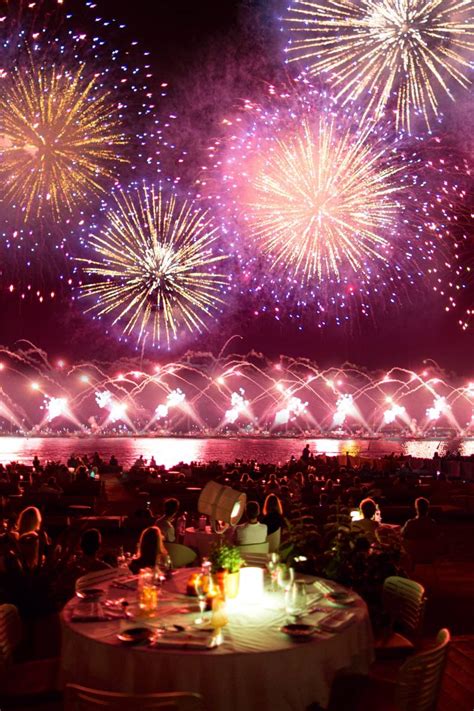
183 527 221 558
61 569 374 711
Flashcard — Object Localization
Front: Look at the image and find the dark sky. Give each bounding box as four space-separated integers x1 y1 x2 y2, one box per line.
1 0 473 373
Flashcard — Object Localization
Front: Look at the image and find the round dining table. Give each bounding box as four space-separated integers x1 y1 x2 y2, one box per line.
61 568 374 711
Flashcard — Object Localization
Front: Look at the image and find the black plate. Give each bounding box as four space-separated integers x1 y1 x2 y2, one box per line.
117 627 153 644
281 623 317 639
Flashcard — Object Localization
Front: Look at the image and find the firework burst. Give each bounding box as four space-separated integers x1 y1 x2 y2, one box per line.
209 81 452 326
0 54 127 221
243 115 403 285
76 184 229 347
283 0 474 131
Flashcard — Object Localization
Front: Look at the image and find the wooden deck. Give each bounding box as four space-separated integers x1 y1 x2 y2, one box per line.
439 636 474 711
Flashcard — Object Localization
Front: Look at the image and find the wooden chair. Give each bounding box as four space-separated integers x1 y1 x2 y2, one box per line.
238 541 269 566
376 576 426 656
65 684 205 710
165 542 197 568
75 567 121 593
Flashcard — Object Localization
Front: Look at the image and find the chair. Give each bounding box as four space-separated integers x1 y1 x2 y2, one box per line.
65 684 205 710
328 628 450 711
75 567 121 593
165 542 197 568
238 541 269 566
396 628 450 710
266 529 281 553
376 576 426 656
0 604 22 665
0 604 59 697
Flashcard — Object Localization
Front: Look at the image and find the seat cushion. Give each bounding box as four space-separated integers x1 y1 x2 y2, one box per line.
375 631 415 658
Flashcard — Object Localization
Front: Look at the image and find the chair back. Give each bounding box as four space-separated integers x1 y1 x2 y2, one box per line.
165 543 197 568
65 684 204 710
0 604 22 666
75 567 120 593
383 576 426 639
396 628 450 711
266 529 280 554
238 541 269 566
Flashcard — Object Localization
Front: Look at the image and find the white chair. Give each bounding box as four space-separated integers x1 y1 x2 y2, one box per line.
376 576 426 656
75 567 121 593
165 543 197 568
65 684 205 710
266 529 281 553
238 541 269 566
396 628 450 710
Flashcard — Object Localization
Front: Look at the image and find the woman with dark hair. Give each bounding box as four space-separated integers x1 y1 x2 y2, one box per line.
129 526 168 574
261 494 285 553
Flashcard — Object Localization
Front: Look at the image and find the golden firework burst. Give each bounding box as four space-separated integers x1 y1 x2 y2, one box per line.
78 184 228 346
0 55 127 220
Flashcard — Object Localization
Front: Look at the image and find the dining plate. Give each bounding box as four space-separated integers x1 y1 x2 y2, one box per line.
75 588 104 601
325 591 357 605
281 623 317 639
117 627 153 644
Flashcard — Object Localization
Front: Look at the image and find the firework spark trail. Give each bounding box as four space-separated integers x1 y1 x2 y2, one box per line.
0 55 127 220
77 184 229 347
283 0 474 131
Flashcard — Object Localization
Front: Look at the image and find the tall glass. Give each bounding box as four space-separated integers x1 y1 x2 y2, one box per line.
285 581 308 619
138 568 158 615
194 573 208 625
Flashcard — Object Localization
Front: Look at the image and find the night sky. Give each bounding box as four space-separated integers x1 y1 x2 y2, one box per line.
1 0 473 373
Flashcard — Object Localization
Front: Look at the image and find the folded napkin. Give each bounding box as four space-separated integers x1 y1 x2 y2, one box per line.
319 610 355 632
153 633 218 650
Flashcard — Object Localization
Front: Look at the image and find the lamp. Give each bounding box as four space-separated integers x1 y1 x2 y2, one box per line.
198 481 246 532
237 567 264 604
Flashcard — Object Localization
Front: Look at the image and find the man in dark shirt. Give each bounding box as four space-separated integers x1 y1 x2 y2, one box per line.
402 497 437 540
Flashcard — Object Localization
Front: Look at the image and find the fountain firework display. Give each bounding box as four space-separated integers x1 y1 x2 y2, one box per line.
0 342 474 437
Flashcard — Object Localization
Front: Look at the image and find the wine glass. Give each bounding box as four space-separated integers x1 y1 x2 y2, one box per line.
285 581 308 620
194 574 208 625
277 564 295 594
266 552 280 592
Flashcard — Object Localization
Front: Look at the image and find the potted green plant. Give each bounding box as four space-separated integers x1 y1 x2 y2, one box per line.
209 542 243 599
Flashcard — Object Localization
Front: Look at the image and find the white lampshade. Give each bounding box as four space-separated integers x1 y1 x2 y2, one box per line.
238 567 264 604
198 481 246 527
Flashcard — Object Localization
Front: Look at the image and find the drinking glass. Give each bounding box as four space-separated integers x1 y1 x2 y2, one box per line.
194 573 208 625
138 568 158 615
277 564 295 593
266 552 280 592
285 581 308 619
